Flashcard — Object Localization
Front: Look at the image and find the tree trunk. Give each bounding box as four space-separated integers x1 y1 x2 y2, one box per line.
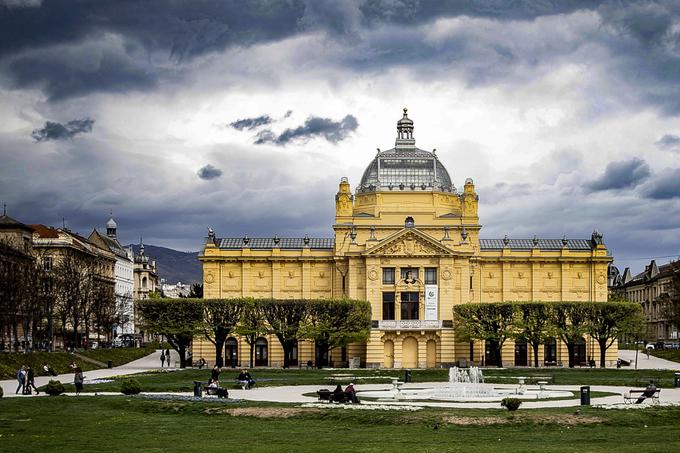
179 344 186 368
249 342 255 368
532 341 540 368
495 343 503 368
566 342 575 368
215 339 225 368
598 339 608 368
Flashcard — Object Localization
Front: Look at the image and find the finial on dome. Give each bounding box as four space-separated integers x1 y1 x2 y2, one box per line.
403 107 408 114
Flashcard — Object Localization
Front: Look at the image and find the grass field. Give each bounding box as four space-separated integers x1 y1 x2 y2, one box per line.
1 396 679 452
46 366 680 394
0 347 157 379
650 349 680 363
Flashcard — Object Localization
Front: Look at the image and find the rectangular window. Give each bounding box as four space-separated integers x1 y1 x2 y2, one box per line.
400 291 419 320
400 267 419 283
425 267 437 285
382 268 395 285
382 292 395 320
43 256 53 271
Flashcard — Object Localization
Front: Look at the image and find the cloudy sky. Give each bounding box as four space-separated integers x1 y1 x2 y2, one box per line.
1 0 680 273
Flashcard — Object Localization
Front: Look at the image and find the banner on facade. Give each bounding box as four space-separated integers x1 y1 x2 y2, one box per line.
425 285 438 320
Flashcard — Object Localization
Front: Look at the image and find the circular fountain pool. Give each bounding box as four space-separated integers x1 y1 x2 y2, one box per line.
358 367 573 402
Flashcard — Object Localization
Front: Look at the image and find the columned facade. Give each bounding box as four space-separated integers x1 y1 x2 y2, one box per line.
199 109 614 368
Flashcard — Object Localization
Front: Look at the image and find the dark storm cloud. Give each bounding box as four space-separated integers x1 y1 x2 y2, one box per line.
586 158 651 192
254 115 358 145
31 118 94 142
655 134 680 151
642 169 680 199
197 164 222 180
229 115 273 131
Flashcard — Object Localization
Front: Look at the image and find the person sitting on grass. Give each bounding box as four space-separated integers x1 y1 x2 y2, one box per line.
636 381 657 404
237 369 255 389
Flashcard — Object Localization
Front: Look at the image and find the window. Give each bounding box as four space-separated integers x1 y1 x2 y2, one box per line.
400 291 419 320
43 256 53 271
382 268 395 285
382 292 395 320
544 338 557 365
400 267 418 283
425 267 437 285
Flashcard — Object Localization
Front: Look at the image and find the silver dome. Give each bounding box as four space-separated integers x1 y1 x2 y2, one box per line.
357 109 454 193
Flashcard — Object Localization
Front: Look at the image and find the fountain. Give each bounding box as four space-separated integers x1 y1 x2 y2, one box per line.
359 366 573 402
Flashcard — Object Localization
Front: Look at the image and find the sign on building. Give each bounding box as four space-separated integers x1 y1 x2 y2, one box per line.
425 285 438 320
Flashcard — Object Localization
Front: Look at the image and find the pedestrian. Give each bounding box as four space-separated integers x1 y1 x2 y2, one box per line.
74 367 84 395
166 348 171 367
15 366 26 394
160 350 166 367
26 367 39 394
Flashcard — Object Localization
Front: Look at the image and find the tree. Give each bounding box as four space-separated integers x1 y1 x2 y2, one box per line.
189 283 203 298
301 299 371 368
551 302 589 368
136 298 203 368
514 302 555 368
584 301 645 368
202 299 242 367
258 298 309 368
233 298 267 368
453 302 515 367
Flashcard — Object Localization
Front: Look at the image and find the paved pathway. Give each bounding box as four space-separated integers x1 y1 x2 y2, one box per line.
618 349 680 370
1 349 178 398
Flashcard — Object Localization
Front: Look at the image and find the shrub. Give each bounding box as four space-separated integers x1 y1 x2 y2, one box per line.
120 378 142 395
45 380 65 396
501 397 522 411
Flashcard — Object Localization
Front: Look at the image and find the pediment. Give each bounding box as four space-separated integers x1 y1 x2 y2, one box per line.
365 228 453 256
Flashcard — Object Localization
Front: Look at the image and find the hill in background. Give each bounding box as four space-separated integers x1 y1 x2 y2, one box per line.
129 244 201 285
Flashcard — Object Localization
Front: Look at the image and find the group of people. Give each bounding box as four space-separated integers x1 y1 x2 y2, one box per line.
237 369 256 390
15 366 39 395
159 349 172 367
333 383 359 403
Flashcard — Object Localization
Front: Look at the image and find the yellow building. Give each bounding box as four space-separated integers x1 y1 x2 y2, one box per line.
199 109 614 368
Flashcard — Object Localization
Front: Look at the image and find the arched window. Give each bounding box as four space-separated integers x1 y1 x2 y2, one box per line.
142 276 147 289
255 337 268 367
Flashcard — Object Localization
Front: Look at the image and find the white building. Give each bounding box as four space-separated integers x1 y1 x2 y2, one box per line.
89 216 135 336
161 280 191 298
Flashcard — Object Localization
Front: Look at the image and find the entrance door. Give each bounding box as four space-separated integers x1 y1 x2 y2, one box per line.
384 340 394 368
426 340 436 368
315 342 329 368
225 337 238 368
485 340 499 366
571 338 586 367
514 339 528 367
287 341 298 367
255 337 268 367
402 337 418 368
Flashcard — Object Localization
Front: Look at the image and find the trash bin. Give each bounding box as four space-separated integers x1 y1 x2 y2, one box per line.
404 369 412 383
674 373 680 388
193 381 203 397
580 386 590 405
107 360 113 369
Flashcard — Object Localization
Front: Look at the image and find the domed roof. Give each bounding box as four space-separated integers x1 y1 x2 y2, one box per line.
357 109 454 193
106 216 117 229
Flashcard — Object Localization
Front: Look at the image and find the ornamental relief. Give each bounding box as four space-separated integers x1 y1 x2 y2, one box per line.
381 238 438 256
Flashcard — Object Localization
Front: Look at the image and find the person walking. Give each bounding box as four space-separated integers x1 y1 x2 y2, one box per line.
26 366 39 395
166 348 172 367
160 350 166 368
15 366 26 394
74 367 84 396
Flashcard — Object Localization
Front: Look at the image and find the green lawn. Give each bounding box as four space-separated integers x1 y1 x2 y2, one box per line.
46 367 680 394
0 347 157 379
650 349 680 363
1 396 679 452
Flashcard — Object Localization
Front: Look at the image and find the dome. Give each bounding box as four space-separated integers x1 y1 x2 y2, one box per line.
357 109 454 193
106 217 117 229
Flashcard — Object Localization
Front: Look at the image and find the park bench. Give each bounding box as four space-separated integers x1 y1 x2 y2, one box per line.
202 383 228 398
623 389 660 404
316 388 359 404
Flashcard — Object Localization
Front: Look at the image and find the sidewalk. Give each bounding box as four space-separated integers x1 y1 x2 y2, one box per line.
618 349 680 370
1 349 178 398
